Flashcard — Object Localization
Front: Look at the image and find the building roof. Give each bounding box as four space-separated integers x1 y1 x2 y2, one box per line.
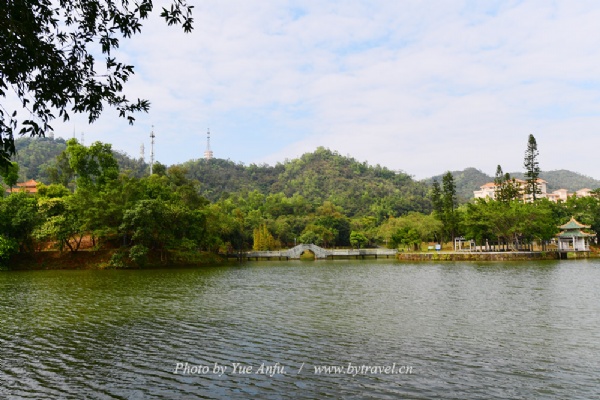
557 217 595 238
5 179 38 194
479 177 546 189
559 216 591 230
17 179 38 188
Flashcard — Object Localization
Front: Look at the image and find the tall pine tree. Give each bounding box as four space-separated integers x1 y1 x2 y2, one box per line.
441 172 458 242
523 134 541 201
430 179 443 216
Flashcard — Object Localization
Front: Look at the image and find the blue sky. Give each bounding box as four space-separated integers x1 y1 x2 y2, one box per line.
48 0 600 179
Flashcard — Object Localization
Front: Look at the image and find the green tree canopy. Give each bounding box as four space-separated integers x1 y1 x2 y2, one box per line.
0 161 19 189
63 139 119 189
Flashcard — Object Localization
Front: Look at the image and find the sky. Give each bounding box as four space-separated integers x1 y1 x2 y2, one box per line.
46 0 600 180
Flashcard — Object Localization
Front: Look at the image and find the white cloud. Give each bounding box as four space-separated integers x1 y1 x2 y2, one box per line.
39 0 600 180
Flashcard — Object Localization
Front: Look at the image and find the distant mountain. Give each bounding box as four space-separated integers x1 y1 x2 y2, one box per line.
13 136 67 182
423 168 491 203
424 168 600 203
508 170 600 192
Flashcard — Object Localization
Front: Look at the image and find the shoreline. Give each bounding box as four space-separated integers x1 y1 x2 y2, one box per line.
5 248 599 270
6 249 229 271
397 250 597 261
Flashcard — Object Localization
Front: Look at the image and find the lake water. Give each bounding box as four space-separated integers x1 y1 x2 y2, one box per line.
1 259 599 399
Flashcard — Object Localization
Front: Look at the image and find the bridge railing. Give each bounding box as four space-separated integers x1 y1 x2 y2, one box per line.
246 251 289 258
243 248 398 259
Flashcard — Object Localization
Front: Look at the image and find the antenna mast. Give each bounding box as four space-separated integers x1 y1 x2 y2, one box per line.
140 143 145 162
150 126 155 174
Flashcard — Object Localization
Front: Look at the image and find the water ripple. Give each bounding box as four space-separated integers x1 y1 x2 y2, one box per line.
1 261 600 399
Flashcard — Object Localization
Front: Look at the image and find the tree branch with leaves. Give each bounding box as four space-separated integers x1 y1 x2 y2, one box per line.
0 0 194 167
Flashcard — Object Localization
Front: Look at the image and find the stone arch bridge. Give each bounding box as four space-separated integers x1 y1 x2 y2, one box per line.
285 244 329 259
236 244 397 261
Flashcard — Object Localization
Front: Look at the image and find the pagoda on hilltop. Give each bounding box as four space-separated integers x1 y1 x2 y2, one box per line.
556 217 596 252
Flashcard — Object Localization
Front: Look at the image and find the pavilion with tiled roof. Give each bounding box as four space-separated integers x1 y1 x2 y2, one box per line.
556 217 596 252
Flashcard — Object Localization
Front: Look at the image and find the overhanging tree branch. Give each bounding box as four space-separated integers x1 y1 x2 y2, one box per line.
0 0 194 168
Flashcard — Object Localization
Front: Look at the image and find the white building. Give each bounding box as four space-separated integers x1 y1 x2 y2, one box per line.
473 179 593 203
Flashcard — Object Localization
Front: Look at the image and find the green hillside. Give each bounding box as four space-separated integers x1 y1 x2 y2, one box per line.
183 147 430 217
182 158 283 200
13 136 67 182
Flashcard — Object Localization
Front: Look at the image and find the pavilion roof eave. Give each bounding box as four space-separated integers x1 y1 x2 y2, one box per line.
557 231 595 238
559 217 591 230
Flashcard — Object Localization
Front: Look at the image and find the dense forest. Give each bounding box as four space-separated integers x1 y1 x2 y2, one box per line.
1 137 600 268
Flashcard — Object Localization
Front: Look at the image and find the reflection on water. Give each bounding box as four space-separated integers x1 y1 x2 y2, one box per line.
1 260 600 399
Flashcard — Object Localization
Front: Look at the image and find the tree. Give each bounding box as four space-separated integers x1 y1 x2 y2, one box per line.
36 182 70 198
378 212 442 249
35 196 86 252
391 227 421 251
430 179 443 216
299 224 335 247
462 198 557 251
63 139 119 189
494 165 504 192
441 171 459 242
314 201 350 246
349 231 369 249
0 161 19 191
524 134 541 201
0 234 18 268
0 192 40 252
0 0 194 168
45 149 76 188
494 165 520 202
121 198 207 262
253 224 279 251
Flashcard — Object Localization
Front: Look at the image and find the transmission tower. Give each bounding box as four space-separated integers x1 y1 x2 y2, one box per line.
140 143 145 162
150 126 155 175
204 128 213 160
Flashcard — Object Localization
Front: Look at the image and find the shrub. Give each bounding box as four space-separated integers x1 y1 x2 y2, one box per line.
0 235 18 269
